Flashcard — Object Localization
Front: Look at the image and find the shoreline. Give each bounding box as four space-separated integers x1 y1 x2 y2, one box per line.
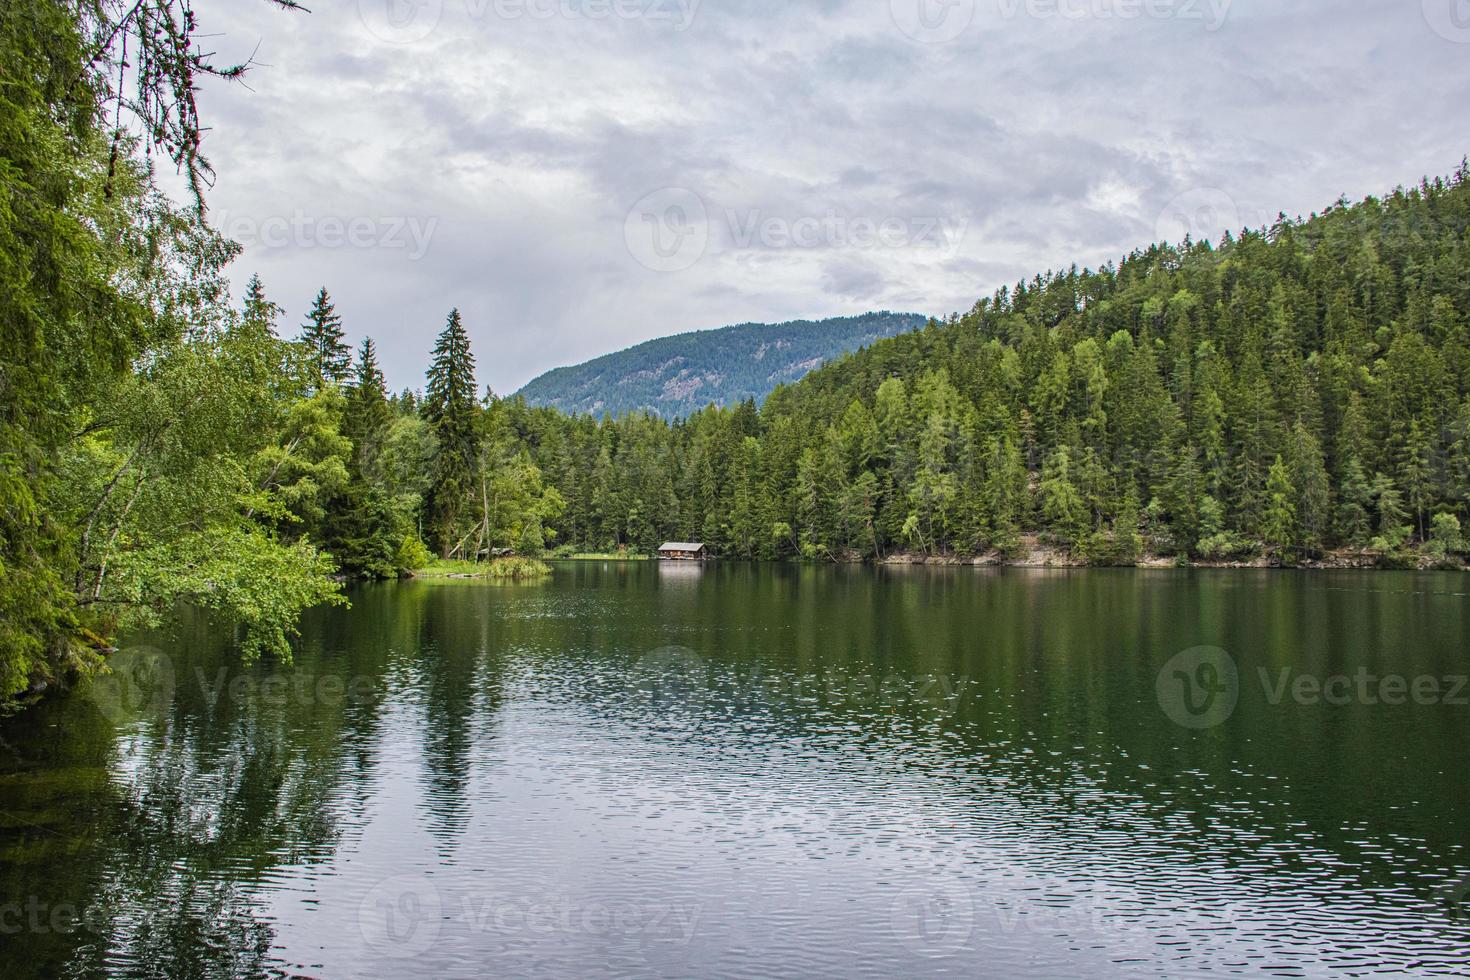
547 551 1466 571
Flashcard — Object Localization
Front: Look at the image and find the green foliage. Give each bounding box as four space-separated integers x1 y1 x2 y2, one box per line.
434 165 1470 568
486 556 553 579
1039 446 1087 542
395 534 435 573
6 0 1470 711
107 527 345 664
300 286 351 389
1429 512 1464 554
1261 456 1298 559
0 0 336 707
423 309 481 557
410 556 552 579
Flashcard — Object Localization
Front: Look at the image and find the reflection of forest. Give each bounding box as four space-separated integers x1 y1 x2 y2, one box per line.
2 569 1469 976
0 582 504 978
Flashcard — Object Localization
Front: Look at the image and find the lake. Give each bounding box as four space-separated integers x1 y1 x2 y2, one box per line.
2 563 1468 977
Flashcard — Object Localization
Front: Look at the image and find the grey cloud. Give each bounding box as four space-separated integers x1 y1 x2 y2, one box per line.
190 0 1469 394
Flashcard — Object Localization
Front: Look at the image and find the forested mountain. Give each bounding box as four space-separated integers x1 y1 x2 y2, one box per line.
469 166 1470 565
514 312 928 418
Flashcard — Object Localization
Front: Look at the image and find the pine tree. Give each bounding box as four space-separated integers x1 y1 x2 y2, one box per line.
1400 418 1436 541
1335 458 1374 546
423 309 481 557
985 436 1027 551
1371 473 1410 547
242 273 282 337
300 287 351 388
1039 445 1087 543
345 338 392 471
1262 455 1298 559
1112 485 1143 564
1285 422 1331 553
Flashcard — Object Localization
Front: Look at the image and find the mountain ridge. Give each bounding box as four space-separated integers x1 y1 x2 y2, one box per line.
514 312 929 418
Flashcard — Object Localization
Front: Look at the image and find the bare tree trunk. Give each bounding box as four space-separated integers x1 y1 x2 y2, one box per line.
91 476 147 602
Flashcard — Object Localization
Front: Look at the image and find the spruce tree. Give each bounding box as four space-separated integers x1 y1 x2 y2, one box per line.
1039 445 1086 543
1286 422 1331 553
242 273 282 337
345 338 392 470
1262 456 1298 559
1112 485 1143 564
423 309 481 557
300 287 351 388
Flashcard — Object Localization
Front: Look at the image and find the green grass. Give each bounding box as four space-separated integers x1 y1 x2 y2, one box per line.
545 545 650 560
411 557 553 580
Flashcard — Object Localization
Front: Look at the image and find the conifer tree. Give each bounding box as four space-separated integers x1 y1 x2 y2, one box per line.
242 273 282 337
1039 446 1087 542
345 338 392 471
300 287 351 388
423 309 481 557
1262 456 1298 559
1113 485 1143 564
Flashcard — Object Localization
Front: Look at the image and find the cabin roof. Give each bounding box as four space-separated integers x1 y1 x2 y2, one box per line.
658 542 706 551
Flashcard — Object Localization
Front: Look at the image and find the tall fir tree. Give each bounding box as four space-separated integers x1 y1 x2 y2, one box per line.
423 309 481 557
345 338 393 470
300 287 351 389
1262 456 1298 560
241 273 282 337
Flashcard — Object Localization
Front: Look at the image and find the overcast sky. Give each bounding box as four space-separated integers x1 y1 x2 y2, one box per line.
193 0 1470 394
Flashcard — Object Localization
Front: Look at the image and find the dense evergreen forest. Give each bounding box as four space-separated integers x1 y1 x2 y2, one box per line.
515 312 927 418
346 165 1470 570
2 3 1467 711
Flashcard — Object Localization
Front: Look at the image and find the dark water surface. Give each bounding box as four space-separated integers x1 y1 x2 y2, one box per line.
2 564 1469 977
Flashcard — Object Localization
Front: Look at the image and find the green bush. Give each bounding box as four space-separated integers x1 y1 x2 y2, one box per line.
1429 513 1464 555
394 534 434 574
1196 532 1259 561
485 557 552 579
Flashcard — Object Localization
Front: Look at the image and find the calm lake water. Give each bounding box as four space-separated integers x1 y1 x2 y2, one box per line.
2 564 1469 977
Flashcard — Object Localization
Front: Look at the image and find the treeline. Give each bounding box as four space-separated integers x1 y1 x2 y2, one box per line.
327 164 1470 568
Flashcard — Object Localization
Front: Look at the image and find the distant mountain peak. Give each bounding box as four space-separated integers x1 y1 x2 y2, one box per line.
514 312 928 419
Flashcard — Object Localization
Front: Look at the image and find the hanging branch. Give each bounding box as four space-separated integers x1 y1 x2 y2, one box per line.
78 0 307 210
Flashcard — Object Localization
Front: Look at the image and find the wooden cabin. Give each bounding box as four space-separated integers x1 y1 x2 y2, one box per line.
658 542 709 561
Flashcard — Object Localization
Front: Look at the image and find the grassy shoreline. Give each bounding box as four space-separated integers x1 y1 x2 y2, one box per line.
409 556 553 580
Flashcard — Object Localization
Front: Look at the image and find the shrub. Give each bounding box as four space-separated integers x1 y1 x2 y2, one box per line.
394 535 434 574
